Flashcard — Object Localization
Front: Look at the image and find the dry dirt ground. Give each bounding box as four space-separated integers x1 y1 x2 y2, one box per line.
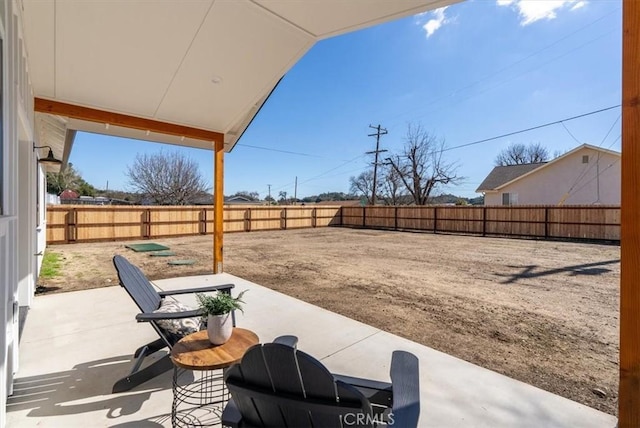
38 227 620 416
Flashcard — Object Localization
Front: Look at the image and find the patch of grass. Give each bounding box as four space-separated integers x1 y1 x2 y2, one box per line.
40 251 62 279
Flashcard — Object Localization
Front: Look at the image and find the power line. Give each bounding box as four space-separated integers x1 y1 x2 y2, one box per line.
561 122 582 145
299 154 367 185
442 105 621 153
601 114 622 149
388 29 617 132
235 143 325 158
562 114 622 198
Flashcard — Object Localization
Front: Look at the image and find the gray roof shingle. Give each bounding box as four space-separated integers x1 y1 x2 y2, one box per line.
476 163 546 192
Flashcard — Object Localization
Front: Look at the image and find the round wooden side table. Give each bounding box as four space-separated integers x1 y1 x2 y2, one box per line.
170 328 259 427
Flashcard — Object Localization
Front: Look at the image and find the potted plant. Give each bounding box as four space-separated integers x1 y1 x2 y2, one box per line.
196 291 247 345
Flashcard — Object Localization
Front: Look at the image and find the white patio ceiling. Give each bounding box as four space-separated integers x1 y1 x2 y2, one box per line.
22 0 458 160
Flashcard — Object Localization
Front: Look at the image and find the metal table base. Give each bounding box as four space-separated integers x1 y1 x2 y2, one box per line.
171 367 229 427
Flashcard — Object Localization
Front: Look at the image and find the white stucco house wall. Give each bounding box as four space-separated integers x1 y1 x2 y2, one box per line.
476 144 621 206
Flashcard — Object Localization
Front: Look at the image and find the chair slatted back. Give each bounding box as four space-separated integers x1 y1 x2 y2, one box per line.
113 255 162 313
225 343 375 427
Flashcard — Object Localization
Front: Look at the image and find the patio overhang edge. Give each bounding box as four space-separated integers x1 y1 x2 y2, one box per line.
34 98 225 146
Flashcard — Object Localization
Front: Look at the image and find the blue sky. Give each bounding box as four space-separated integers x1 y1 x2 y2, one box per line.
70 0 622 199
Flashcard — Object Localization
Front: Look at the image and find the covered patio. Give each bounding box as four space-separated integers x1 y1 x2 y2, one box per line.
7 274 615 427
1 0 639 426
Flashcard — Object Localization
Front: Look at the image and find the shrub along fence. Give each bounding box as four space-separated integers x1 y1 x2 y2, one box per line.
341 205 620 242
46 205 341 244
46 204 620 244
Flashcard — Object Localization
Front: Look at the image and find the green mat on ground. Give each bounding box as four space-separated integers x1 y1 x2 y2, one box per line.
125 243 170 252
168 260 196 266
149 251 177 257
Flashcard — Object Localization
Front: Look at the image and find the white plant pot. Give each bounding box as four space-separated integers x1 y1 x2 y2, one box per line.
207 313 233 345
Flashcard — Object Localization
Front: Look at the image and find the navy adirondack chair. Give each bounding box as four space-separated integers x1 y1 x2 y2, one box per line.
112 255 235 393
222 336 420 427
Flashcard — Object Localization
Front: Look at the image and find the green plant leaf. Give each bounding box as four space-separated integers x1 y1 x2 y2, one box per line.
196 290 247 317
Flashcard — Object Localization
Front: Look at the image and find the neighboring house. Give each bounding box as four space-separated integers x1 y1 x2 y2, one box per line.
476 144 620 206
59 189 79 200
224 195 261 205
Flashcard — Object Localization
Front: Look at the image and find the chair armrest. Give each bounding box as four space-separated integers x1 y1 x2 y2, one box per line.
158 283 234 297
389 350 420 428
333 374 392 406
135 309 203 322
273 335 298 348
221 398 242 428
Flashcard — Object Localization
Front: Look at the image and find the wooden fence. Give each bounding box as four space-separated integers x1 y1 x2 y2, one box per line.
341 205 620 241
46 204 621 244
46 205 341 244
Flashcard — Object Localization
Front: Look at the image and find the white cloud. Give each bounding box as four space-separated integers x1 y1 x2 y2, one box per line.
571 1 586 11
497 0 587 26
422 7 449 38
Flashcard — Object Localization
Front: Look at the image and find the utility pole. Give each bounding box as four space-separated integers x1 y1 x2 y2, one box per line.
367 124 388 205
294 176 298 205
267 184 271 201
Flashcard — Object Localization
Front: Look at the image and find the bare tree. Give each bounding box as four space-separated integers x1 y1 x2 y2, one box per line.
349 169 378 204
378 164 404 205
495 142 549 166
386 124 461 206
126 151 209 205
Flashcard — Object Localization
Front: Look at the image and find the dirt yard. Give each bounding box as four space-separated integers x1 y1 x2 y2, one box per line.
38 227 620 415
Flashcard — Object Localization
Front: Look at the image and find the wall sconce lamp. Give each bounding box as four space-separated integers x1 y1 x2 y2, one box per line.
33 144 62 165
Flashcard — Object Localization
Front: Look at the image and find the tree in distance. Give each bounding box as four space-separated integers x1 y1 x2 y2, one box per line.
126 151 209 205
386 123 462 205
349 169 377 205
46 163 97 196
494 142 550 166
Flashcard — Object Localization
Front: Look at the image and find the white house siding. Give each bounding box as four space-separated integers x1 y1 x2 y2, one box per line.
1 1 39 426
485 147 620 206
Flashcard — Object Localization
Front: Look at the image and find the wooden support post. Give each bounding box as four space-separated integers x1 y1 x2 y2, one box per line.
312 208 317 228
363 207 366 228
620 1 640 425
213 139 224 274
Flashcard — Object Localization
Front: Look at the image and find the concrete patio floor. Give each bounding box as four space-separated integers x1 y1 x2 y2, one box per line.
7 273 617 427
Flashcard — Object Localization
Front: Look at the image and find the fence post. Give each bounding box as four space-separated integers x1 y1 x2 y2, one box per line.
545 207 549 239
363 207 366 228
482 207 487 237
66 208 77 243
143 209 151 238
395 206 398 230
339 207 343 226
282 207 287 230
245 208 252 232
433 206 438 234
200 208 207 234
312 208 317 228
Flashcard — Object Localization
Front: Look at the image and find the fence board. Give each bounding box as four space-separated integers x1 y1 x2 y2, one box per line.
46 204 620 244
46 205 340 243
